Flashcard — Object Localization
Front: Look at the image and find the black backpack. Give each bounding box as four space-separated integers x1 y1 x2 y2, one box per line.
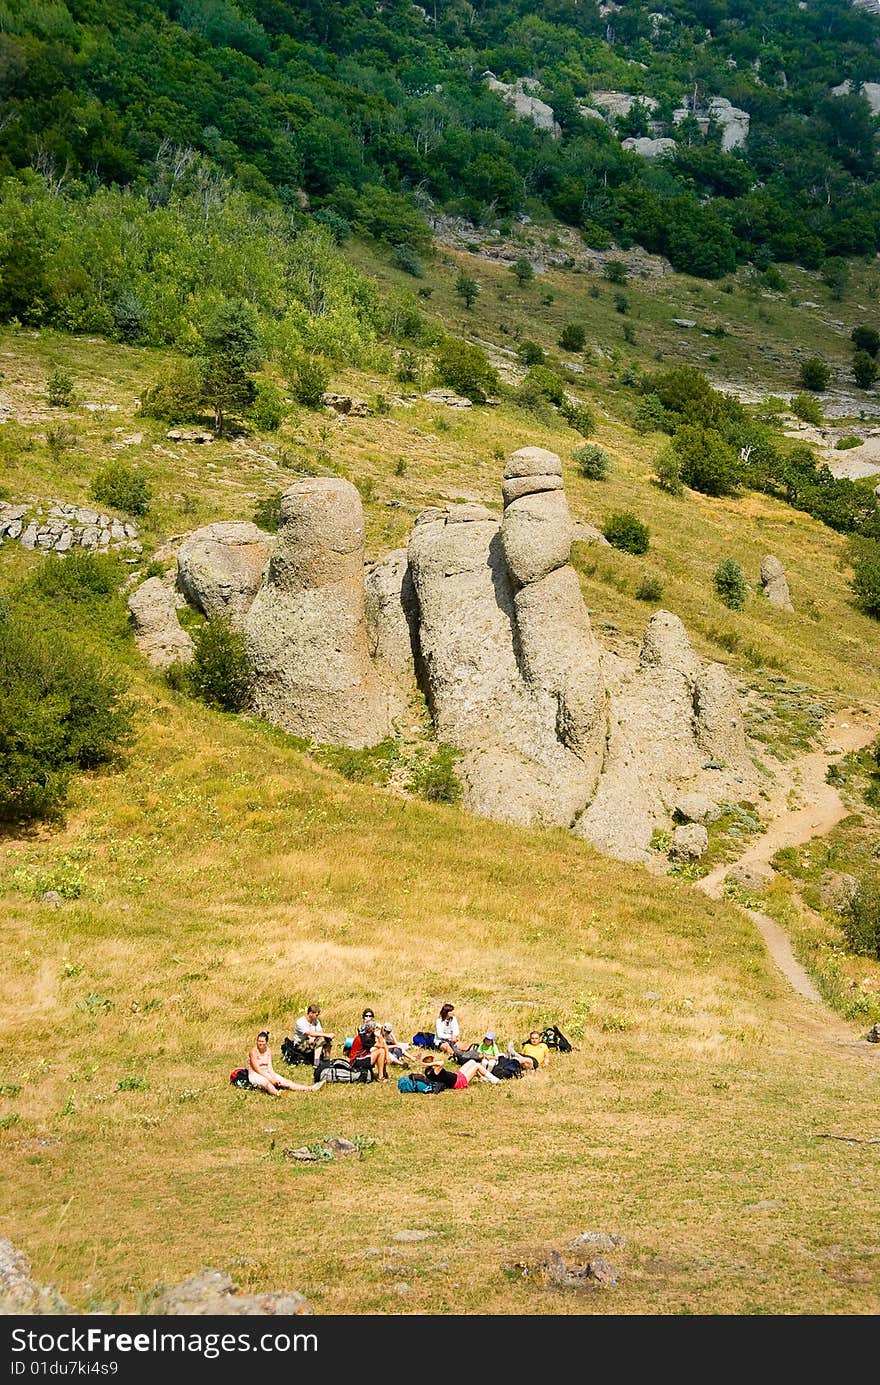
280 1037 310 1066
316 1058 371 1085
492 1055 524 1080
541 1025 573 1053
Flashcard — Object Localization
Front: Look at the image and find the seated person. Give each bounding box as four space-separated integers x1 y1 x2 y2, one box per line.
289 1005 333 1067
476 1030 501 1061
520 1030 551 1069
420 1053 500 1089
379 1022 411 1065
248 1031 324 1094
434 1002 466 1059
348 1012 388 1080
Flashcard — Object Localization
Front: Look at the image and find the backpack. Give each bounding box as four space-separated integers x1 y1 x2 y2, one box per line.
316 1058 370 1085
229 1068 250 1089
280 1037 310 1066
411 1031 435 1048
492 1055 524 1080
541 1025 572 1053
397 1074 441 1094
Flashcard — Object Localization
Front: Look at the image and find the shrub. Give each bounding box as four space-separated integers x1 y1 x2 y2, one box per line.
28 552 122 605
46 368 74 407
90 462 151 516
622 322 636 344
289 356 331 409
604 261 628 284
613 291 629 314
714 558 748 610
835 435 863 451
603 511 649 554
45 423 78 462
312 209 351 244
139 360 203 422
517 339 545 366
186 620 253 713
392 244 425 278
521 365 565 406
454 271 479 308
407 743 461 804
559 323 586 352
434 338 498 403
851 542 880 617
853 351 878 391
636 575 663 602
672 424 744 497
654 445 683 495
253 492 283 533
248 379 285 431
842 877 880 958
0 609 132 824
851 326 880 358
111 288 146 341
574 444 609 480
634 394 668 434
798 357 830 391
790 392 823 426
561 398 595 437
511 257 534 286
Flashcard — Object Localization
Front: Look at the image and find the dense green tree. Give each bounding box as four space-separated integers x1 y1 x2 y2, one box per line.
799 357 831 392
454 271 479 310
197 299 262 435
853 351 878 391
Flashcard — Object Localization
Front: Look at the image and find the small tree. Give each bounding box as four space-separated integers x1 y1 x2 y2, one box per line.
603 511 649 554
517 339 545 366
853 350 878 391
90 462 151 517
289 356 331 409
714 558 748 610
851 542 880 617
186 619 253 712
392 244 425 277
511 257 534 287
248 379 286 431
613 291 629 314
851 326 879 358
560 398 595 437
791 392 823 426
454 271 479 309
559 323 586 352
654 444 683 495
798 357 830 392
521 365 565 405
604 260 628 284
198 299 262 436
434 338 498 402
822 256 850 301
673 424 743 496
140 360 203 422
46 369 74 407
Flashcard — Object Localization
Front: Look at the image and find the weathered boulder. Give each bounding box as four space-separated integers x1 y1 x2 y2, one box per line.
147 1269 309 1316
127 577 194 670
177 521 272 625
364 547 420 701
694 661 750 770
819 870 859 913
725 861 773 894
245 479 392 748
622 136 676 158
669 822 709 861
501 488 573 587
674 792 721 825
0 1239 66 1314
760 554 794 612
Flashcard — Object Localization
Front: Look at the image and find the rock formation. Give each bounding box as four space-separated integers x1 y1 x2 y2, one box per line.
177 521 273 626
244 478 393 748
0 499 141 553
483 73 561 136
0 1239 66 1314
621 136 676 158
365 548 420 705
760 554 794 611
147 1269 309 1316
127 577 194 670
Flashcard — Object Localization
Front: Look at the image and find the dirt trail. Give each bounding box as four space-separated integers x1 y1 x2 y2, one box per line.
698 707 880 1029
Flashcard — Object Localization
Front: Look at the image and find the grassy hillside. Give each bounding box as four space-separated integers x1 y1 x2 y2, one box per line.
2 314 880 1314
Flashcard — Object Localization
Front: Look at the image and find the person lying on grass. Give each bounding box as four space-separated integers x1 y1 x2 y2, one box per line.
248 1031 325 1094
420 1053 500 1089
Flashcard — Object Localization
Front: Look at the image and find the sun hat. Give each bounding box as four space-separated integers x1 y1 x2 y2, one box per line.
483 1030 496 1041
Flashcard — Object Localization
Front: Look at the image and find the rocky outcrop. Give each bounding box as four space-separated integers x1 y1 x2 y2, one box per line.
670 822 709 861
177 521 272 626
244 479 393 748
483 73 561 136
673 97 750 151
760 554 794 612
622 136 676 158
0 499 140 553
365 548 420 706
127 577 194 670
148 1269 309 1316
0 1239 66 1314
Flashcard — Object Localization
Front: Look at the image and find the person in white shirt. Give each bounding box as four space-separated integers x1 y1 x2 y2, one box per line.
291 1004 333 1066
434 1002 464 1058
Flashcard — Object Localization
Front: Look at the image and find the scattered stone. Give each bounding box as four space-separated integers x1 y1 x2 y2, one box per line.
725 862 773 893
672 318 698 328
324 1137 358 1156
546 1249 619 1289
743 1200 783 1212
393 1282 412 1294
39 891 64 908
760 554 794 612
166 428 214 443
284 1147 319 1162
569 1231 628 1253
177 521 273 626
392 1230 436 1243
819 871 859 913
245 479 393 748
669 822 709 861
0 1239 67 1314
148 1269 309 1316
127 577 195 670
423 388 472 409
483 73 561 136
673 792 721 825
323 393 371 417
866 1023 880 1043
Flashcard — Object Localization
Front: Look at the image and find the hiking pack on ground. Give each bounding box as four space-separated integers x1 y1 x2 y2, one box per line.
492 1055 524 1080
229 1068 250 1088
397 1074 442 1094
316 1057 371 1084
541 1025 572 1052
280 1037 311 1066
411 1031 435 1048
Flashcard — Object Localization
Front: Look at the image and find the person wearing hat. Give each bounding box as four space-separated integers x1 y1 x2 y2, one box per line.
420 1053 500 1090
379 1021 411 1066
476 1031 501 1061
348 1010 388 1079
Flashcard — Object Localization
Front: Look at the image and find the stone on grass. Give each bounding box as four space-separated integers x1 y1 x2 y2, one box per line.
670 822 709 861
149 1269 309 1316
127 577 194 670
760 554 794 612
177 521 272 626
725 862 773 894
674 792 720 825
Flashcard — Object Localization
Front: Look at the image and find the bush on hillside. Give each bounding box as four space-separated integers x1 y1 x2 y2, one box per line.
46 368 74 407
517 339 545 366
842 876 880 958
248 379 286 431
0 608 132 824
713 558 748 610
185 620 253 713
392 244 425 278
635 575 664 602
798 357 830 391
603 511 649 554
560 398 595 437
851 542 880 617
604 261 628 284
790 392 823 426
434 338 498 403
139 360 203 422
654 444 683 495
26 552 122 605
574 444 609 480
853 351 878 391
289 356 330 409
649 366 741 431
90 461 151 516
520 365 565 406
851 326 879 358
672 424 744 497
634 394 668 434
559 323 586 352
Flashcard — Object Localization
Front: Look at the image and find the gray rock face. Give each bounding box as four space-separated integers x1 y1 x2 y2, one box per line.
0 1239 66 1314
622 136 676 158
674 792 721 825
760 554 794 612
148 1269 309 1316
408 449 605 827
177 521 273 626
669 822 709 861
127 577 194 670
245 479 393 748
694 661 750 768
364 548 420 708
483 73 561 136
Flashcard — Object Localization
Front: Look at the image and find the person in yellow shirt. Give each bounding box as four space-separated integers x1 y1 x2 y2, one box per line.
520 1030 550 1069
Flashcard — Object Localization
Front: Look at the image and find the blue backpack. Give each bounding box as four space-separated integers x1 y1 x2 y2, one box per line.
411 1031 435 1048
398 1074 440 1094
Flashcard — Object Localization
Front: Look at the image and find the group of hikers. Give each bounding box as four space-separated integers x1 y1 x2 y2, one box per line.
241 1001 559 1096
